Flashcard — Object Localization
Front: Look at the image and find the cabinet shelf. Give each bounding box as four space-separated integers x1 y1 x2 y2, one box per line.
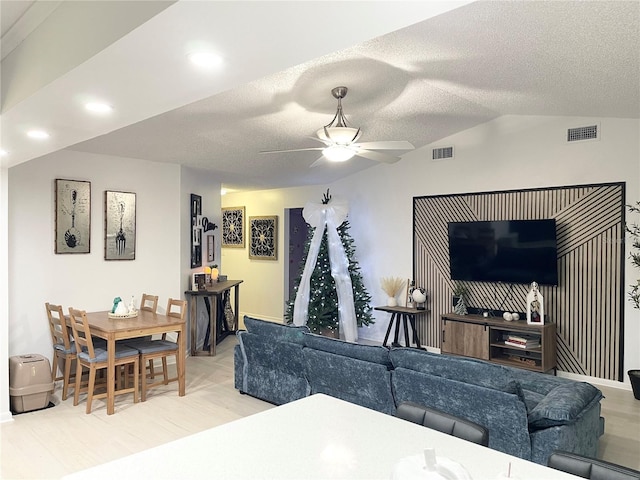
490 342 543 354
441 313 556 373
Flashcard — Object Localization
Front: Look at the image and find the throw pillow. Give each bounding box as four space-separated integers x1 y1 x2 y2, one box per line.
527 382 603 428
243 316 309 344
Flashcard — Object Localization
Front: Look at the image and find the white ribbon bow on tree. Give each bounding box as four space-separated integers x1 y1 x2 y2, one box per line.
293 199 358 342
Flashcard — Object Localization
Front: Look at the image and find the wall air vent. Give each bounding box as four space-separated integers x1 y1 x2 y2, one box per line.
432 146 454 160
567 124 599 142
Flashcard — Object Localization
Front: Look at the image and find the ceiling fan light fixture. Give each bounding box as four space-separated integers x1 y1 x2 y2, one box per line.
323 145 356 162
317 126 361 145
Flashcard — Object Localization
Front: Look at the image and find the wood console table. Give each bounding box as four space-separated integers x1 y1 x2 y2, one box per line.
185 280 243 356
441 313 557 373
375 305 427 348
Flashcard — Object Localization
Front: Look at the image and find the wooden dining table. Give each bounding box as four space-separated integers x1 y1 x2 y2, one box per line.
81 309 186 415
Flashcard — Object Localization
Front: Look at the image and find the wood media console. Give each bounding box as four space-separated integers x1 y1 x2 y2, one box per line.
441 313 557 373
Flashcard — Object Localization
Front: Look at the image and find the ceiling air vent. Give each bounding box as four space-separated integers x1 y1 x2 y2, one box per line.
567 124 599 142
432 146 454 160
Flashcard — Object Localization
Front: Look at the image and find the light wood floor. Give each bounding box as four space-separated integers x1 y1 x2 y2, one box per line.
1 337 639 479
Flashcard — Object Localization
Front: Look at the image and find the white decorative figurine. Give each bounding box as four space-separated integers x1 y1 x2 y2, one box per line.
526 282 544 324
127 295 137 315
114 298 129 315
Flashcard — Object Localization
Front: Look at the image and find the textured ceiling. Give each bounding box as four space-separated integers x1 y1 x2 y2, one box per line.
2 1 639 192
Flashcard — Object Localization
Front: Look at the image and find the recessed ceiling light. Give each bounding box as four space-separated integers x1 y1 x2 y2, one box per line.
188 51 223 68
85 102 113 113
27 130 50 139
0 149 7 157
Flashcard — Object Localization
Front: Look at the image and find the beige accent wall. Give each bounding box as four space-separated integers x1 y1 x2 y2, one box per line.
414 183 625 381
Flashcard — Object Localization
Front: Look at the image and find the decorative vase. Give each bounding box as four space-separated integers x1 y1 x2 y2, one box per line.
629 370 640 400
387 296 398 307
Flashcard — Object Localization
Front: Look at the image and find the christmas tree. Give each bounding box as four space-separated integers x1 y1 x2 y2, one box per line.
285 191 374 336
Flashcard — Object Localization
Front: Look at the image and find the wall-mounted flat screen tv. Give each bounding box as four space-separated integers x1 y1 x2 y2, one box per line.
448 219 558 286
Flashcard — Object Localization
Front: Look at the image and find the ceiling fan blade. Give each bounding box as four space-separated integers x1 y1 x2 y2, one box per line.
259 147 324 154
354 149 402 164
306 136 331 145
355 140 414 150
309 155 327 168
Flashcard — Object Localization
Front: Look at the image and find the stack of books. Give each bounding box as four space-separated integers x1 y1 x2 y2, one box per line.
504 334 540 349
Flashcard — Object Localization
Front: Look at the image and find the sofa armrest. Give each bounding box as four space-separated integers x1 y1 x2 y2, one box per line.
528 382 603 429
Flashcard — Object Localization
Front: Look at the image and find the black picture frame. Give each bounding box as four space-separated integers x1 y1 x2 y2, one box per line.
55 179 91 254
104 190 136 260
191 194 202 268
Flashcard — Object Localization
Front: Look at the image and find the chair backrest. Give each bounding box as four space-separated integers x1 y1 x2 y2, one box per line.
68 307 97 359
45 302 72 350
166 298 186 320
548 451 640 480
396 401 489 447
140 294 159 313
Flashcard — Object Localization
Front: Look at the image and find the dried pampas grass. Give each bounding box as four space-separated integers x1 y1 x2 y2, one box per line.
380 276 405 297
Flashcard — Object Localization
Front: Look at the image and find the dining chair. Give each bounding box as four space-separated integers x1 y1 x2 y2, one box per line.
548 451 640 480
68 307 139 413
138 293 159 377
396 401 489 446
45 302 77 401
126 298 185 401
140 293 159 313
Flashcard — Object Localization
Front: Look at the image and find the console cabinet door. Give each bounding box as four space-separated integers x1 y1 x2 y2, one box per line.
442 319 489 360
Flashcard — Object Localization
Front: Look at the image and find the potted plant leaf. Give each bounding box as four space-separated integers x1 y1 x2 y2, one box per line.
626 202 640 400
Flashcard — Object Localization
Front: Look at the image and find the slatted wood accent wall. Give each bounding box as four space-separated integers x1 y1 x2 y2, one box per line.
413 182 625 381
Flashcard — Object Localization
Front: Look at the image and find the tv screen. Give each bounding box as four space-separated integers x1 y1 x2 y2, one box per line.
448 219 558 286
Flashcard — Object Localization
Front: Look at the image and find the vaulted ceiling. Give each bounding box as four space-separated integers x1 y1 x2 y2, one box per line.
2 1 638 192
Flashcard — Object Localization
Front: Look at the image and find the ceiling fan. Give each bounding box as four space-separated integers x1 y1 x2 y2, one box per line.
260 86 414 167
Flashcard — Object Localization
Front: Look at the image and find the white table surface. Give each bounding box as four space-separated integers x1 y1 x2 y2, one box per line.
63 394 580 480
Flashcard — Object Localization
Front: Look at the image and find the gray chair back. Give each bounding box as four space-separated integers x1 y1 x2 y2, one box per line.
548 451 640 480
396 401 489 447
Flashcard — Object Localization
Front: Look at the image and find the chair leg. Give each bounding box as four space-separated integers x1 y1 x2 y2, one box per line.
133 359 139 404
162 358 169 385
148 359 155 380
141 355 148 402
62 356 72 401
51 353 59 383
73 361 83 407
86 366 96 414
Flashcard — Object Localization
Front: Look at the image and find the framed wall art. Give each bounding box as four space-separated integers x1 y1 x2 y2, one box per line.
222 206 245 248
207 235 215 263
249 215 278 260
191 194 202 268
104 190 136 260
55 179 91 254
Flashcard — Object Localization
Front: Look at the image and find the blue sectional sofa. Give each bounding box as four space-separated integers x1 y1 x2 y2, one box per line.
234 316 605 465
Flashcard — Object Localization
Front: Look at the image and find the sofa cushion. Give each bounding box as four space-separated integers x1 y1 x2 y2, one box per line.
303 348 395 414
528 382 603 428
303 333 392 368
389 347 522 395
243 316 309 344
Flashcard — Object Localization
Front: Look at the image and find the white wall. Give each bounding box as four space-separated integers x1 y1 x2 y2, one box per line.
180 166 222 349
0 167 10 422
224 115 640 384
1 150 188 421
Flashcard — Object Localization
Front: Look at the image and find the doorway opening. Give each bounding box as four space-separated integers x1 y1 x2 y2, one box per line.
284 207 309 311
